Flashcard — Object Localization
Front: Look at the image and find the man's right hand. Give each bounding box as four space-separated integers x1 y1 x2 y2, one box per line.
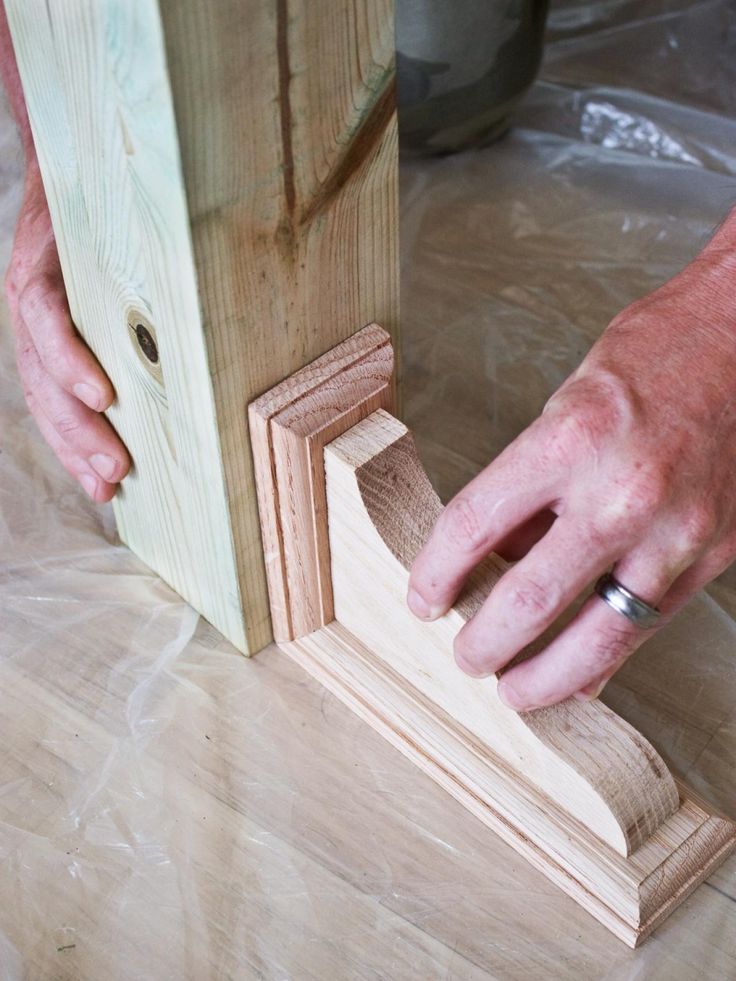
5 162 130 502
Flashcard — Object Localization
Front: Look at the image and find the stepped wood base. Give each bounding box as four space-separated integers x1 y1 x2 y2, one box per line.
286 623 735 947
250 325 736 946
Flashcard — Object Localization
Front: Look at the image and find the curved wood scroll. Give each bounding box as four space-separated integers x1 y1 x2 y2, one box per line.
325 410 677 857
249 325 736 946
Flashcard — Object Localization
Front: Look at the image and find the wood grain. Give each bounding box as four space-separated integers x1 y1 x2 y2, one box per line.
6 0 398 653
285 624 736 947
249 324 394 640
325 410 679 858
249 338 736 945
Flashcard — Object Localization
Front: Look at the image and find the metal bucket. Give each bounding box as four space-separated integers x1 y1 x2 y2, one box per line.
397 0 549 154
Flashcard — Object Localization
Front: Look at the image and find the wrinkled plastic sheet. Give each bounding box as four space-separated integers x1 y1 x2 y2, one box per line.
2 1 736 977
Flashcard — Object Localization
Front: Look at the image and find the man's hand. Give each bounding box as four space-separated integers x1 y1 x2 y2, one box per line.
5 163 130 501
1 1 129 502
408 218 736 710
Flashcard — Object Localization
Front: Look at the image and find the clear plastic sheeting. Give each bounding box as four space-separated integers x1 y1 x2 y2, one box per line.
2 1 736 977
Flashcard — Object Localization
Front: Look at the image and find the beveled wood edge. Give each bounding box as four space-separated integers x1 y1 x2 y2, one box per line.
248 324 394 640
283 624 736 948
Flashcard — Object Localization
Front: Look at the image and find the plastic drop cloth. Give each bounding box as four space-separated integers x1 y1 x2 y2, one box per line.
2 1 736 977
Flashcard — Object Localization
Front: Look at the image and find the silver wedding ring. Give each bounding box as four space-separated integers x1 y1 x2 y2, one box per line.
594 572 661 630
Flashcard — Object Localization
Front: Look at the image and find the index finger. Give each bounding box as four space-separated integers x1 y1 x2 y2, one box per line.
407 420 560 620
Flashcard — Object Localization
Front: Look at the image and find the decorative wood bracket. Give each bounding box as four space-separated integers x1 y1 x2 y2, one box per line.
249 324 736 946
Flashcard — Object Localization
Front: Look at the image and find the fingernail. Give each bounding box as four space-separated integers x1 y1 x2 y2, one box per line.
497 678 534 711
454 650 491 679
89 453 117 480
80 473 98 498
73 381 102 410
407 588 443 621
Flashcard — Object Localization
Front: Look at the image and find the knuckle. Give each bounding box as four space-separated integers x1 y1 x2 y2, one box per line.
678 505 717 553
21 386 38 412
631 473 668 515
589 622 635 671
543 376 629 466
441 495 490 555
4 264 20 304
605 470 669 527
544 407 612 468
15 337 38 374
53 413 80 438
582 520 612 553
503 575 560 626
18 273 57 321
18 282 41 322
542 413 587 467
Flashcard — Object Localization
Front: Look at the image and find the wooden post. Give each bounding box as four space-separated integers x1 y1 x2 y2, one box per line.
5 0 398 654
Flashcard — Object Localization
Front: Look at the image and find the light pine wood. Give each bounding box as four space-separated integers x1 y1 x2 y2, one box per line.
325 411 679 857
6 0 398 653
287 625 736 947
249 331 736 945
249 324 394 640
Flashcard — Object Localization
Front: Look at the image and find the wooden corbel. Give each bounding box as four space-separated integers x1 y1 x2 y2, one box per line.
249 324 736 946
